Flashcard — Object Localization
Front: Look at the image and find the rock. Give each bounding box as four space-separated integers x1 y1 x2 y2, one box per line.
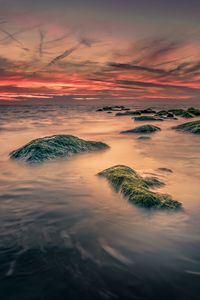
96 105 130 112
144 176 165 188
137 136 151 140
156 110 169 117
102 106 113 111
134 116 163 121
98 165 181 209
107 111 112 114
116 111 141 116
180 111 194 118
166 112 175 118
10 135 109 163
121 125 161 134
168 109 186 116
187 107 200 116
137 108 157 114
173 120 200 135
157 168 173 173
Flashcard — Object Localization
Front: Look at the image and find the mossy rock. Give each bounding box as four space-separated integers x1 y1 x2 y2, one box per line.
168 109 186 116
156 110 169 116
173 120 200 135
156 110 175 118
121 125 161 134
116 111 141 116
180 111 194 118
10 135 109 163
187 107 200 116
98 165 181 209
134 116 163 121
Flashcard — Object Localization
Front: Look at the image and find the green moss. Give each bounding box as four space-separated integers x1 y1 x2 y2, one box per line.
187 107 200 116
121 125 161 134
168 109 186 116
173 120 200 135
180 111 194 118
98 165 182 210
143 176 165 188
10 135 109 163
134 116 163 121
156 110 169 116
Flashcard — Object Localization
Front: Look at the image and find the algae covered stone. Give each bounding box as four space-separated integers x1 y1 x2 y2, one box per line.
180 111 194 119
10 135 109 163
121 125 161 134
134 116 163 121
98 165 181 209
173 120 200 135
187 107 200 116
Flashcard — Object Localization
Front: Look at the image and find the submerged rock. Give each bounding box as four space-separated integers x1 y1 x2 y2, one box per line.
116 111 141 116
121 125 161 134
157 167 173 173
173 120 200 135
134 116 163 121
10 135 109 163
98 165 181 209
137 136 151 140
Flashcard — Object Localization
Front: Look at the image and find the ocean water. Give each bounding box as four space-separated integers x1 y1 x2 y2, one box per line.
0 102 200 300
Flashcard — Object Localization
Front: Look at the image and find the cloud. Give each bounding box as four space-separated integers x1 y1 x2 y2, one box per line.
108 62 168 75
47 45 79 67
46 35 97 67
90 77 199 93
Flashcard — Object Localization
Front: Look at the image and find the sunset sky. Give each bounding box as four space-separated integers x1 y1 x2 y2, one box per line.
1 0 200 102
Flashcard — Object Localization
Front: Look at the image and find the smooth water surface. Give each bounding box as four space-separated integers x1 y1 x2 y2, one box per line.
0 102 200 300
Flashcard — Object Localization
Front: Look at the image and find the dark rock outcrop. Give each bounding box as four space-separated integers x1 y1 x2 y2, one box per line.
121 125 161 134
134 116 163 121
187 107 200 116
173 120 200 135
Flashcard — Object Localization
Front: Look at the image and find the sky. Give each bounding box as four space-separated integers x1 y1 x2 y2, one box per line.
0 0 200 102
